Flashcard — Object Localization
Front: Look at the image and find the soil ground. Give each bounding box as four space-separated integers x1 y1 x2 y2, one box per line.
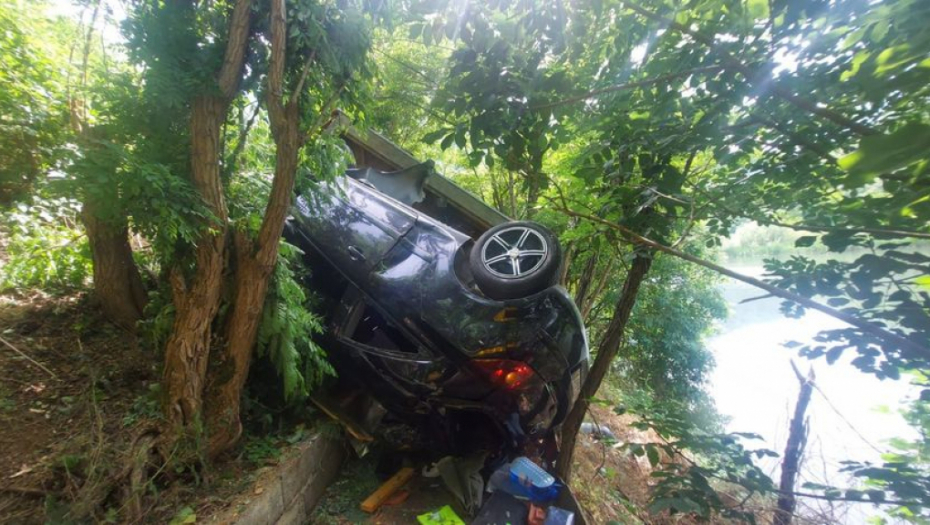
0 291 151 523
0 291 317 523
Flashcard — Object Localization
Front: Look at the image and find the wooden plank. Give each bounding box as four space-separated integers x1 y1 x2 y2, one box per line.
360 467 416 513
310 393 375 443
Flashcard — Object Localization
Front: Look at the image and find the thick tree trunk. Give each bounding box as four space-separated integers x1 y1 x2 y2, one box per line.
204 0 300 457
162 95 229 434
205 112 300 457
204 231 266 457
159 0 251 443
556 252 653 481
82 200 146 330
774 365 814 525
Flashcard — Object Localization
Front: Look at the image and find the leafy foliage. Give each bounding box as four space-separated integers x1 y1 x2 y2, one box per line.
1 198 92 292
0 0 71 205
386 0 930 516
622 245 726 410
3 0 930 517
255 241 334 402
620 392 777 523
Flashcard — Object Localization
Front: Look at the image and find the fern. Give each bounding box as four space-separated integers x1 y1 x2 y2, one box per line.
255 240 334 402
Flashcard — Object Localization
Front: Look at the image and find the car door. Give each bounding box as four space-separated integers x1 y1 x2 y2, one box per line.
292 177 417 283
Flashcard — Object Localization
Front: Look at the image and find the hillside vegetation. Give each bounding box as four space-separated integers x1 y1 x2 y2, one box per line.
1 0 928 522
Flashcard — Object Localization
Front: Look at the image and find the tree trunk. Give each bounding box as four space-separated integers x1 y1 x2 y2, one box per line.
159 0 251 444
558 242 574 287
162 95 229 435
582 258 615 321
203 0 300 457
205 110 300 458
573 250 598 309
204 231 266 457
524 168 545 218
556 252 653 481
71 16 147 332
82 199 147 330
774 365 814 525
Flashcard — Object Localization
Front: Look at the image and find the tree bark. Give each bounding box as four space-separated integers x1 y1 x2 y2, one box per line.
160 0 251 441
774 365 814 525
204 231 267 458
204 0 301 457
556 252 653 481
573 250 598 310
162 95 230 434
81 199 147 330
205 110 301 458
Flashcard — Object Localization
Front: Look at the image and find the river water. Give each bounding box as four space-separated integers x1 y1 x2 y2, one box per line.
708 267 919 522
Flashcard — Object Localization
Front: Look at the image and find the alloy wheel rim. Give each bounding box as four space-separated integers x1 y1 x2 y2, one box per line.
481 226 549 279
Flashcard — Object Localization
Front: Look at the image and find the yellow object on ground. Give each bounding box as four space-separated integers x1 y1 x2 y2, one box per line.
417 505 466 525
360 467 415 513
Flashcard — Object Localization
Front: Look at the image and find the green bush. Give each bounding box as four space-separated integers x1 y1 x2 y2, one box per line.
1 197 92 292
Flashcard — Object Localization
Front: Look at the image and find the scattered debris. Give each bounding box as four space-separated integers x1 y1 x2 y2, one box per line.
360 466 415 513
417 504 465 525
580 421 618 442
9 465 33 479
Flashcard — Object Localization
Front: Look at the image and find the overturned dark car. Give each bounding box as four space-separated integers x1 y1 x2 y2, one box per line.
284 158 589 462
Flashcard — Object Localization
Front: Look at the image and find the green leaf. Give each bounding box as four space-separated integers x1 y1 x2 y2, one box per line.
794 236 817 247
838 123 930 187
870 20 889 42
422 129 446 144
747 0 769 20
646 444 660 467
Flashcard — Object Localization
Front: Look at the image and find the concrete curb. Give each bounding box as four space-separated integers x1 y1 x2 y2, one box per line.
211 432 346 525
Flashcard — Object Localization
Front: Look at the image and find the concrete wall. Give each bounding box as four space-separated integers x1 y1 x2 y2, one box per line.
209 432 346 525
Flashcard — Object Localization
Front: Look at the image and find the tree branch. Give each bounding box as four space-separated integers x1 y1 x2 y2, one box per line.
291 50 318 103
0 335 58 380
266 0 287 137
688 183 930 240
217 0 253 100
552 204 930 362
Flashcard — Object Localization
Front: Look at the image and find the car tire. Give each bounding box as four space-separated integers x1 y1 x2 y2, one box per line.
469 221 561 300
